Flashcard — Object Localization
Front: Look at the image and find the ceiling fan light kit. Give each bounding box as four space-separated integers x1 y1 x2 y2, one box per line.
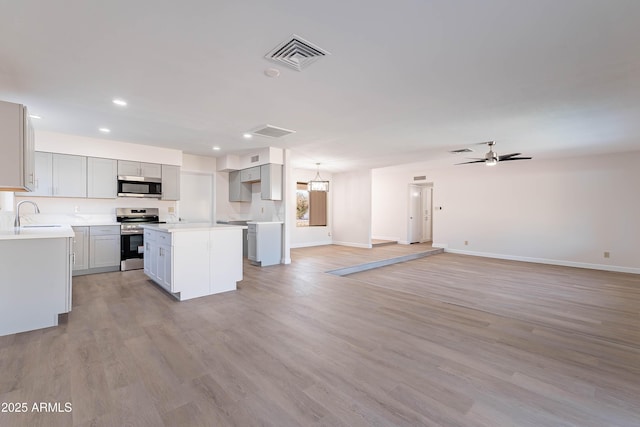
456 141 532 166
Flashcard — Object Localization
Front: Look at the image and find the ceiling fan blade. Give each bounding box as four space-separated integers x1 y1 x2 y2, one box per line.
498 153 521 160
455 160 486 165
500 157 532 161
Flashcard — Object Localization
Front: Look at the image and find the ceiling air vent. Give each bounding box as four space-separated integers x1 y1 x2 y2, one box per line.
449 148 474 154
251 124 296 138
251 155 259 163
265 34 330 71
413 176 427 181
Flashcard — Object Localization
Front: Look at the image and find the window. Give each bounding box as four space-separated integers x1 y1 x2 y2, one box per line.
296 182 327 227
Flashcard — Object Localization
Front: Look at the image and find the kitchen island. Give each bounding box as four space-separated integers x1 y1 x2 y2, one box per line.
142 223 243 301
0 225 74 336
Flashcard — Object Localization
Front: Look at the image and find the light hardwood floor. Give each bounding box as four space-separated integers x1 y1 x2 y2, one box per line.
0 245 639 426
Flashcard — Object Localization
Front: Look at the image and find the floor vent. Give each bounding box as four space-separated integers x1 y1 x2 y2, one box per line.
251 124 296 138
265 35 329 71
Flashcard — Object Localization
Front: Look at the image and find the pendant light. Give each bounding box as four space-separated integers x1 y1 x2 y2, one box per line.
308 163 329 192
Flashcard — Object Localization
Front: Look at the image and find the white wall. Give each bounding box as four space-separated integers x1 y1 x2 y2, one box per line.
290 168 333 248
332 169 372 248
36 131 182 165
371 151 640 273
182 153 216 173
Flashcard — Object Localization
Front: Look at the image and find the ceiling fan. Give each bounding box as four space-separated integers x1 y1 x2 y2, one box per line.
456 141 532 166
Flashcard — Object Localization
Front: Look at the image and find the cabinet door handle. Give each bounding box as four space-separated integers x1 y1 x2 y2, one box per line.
72 253 76 265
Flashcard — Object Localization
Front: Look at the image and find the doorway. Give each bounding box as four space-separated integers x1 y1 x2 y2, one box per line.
407 183 433 244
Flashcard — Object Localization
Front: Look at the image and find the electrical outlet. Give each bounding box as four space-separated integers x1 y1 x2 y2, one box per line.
328 232 331 237
604 251 610 258
74 206 79 213
168 206 175 213
464 240 468 246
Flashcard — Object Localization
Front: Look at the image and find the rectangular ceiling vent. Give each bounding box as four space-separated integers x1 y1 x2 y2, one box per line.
265 34 330 71
251 155 259 163
413 176 427 181
449 148 474 154
251 124 296 138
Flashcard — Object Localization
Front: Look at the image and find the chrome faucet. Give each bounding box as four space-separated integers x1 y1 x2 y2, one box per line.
14 200 40 228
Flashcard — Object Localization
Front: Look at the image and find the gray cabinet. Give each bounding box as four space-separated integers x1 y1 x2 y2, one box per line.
0 100 34 191
89 226 121 269
144 229 172 292
260 164 282 201
161 164 180 201
118 160 161 178
72 226 89 274
240 166 261 183
229 170 251 202
52 153 87 197
247 222 282 267
87 157 117 198
16 151 53 197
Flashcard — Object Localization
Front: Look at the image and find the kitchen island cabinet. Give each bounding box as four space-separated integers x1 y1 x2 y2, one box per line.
143 223 242 301
0 225 74 336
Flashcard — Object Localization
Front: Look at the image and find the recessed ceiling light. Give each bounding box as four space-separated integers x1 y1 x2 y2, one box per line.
29 114 42 119
112 98 127 107
98 127 111 133
212 146 221 151
243 133 253 139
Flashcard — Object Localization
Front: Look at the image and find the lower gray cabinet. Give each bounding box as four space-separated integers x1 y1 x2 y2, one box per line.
90 226 121 269
73 225 121 275
72 226 89 273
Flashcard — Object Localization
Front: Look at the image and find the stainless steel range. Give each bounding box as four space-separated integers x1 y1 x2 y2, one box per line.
116 208 162 271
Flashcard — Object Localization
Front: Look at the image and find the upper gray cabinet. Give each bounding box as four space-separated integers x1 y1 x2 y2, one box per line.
118 160 162 178
87 157 117 198
229 164 282 202
0 100 34 191
18 152 88 197
260 164 282 201
229 170 251 202
52 153 87 198
16 151 52 197
161 164 180 201
240 166 261 183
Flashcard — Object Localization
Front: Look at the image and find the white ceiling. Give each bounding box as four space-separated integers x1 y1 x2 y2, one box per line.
1 0 639 172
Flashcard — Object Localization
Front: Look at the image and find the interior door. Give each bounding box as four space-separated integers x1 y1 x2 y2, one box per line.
408 185 422 243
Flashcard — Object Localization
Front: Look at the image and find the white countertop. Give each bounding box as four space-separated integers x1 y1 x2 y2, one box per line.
0 224 75 240
142 223 245 232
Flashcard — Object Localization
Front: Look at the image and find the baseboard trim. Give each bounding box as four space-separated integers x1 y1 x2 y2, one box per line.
290 241 333 249
444 248 640 274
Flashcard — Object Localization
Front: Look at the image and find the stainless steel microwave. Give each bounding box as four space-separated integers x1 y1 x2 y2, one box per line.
117 176 162 198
